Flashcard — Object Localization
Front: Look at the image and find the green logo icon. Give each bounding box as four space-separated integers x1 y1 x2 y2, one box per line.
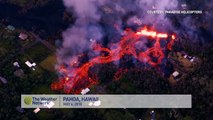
24 96 32 105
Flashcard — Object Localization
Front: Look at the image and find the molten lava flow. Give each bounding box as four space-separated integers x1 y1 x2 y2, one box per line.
51 27 176 94
136 28 169 39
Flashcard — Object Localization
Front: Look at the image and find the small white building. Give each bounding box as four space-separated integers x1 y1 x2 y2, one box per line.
33 108 40 114
13 62 20 68
0 76 7 84
6 25 15 31
183 54 196 63
19 33 28 40
81 88 90 95
172 71 182 81
172 71 179 78
25 61 36 70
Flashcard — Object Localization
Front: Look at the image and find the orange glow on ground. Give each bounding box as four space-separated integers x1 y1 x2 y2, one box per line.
51 27 176 94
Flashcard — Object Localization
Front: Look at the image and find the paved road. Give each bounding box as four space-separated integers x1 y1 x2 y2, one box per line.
29 32 56 52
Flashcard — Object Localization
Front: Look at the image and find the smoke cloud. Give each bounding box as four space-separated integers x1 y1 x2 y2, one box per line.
58 0 212 65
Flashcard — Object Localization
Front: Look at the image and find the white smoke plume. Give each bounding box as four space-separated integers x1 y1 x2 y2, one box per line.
57 0 106 64
58 0 192 65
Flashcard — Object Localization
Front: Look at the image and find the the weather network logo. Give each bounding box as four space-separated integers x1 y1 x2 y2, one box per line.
24 96 33 105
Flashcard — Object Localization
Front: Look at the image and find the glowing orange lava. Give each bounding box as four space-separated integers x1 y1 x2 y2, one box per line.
51 27 176 94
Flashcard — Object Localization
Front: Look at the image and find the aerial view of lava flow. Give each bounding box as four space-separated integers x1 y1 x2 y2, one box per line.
51 26 176 94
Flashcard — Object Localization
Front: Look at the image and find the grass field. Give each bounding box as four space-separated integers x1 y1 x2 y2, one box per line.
39 55 57 72
25 42 52 63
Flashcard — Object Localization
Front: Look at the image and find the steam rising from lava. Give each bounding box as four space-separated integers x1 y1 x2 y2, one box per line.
58 0 178 64
52 0 211 94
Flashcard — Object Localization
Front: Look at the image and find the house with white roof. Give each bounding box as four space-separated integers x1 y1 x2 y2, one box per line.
81 88 90 95
19 33 28 40
25 61 36 70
